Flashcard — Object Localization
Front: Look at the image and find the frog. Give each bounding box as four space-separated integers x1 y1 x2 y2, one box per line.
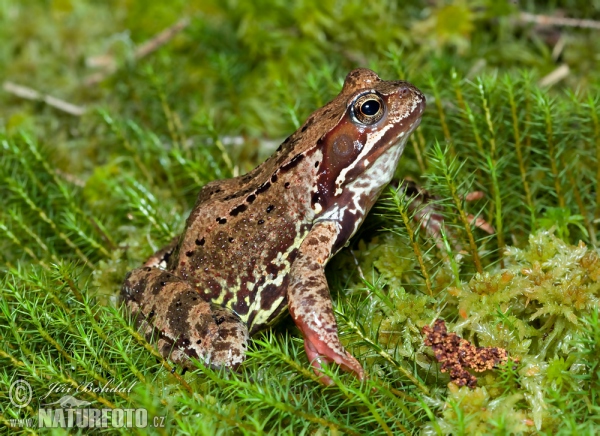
121 68 426 384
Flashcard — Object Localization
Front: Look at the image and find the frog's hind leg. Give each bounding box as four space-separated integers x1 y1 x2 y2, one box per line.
287 221 365 384
122 267 249 370
143 236 180 269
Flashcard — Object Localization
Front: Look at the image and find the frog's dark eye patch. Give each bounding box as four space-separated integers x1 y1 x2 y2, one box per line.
351 93 385 125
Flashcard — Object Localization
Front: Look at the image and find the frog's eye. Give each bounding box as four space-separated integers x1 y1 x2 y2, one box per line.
352 93 385 125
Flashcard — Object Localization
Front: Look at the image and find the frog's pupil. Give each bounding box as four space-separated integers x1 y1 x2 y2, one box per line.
361 100 380 116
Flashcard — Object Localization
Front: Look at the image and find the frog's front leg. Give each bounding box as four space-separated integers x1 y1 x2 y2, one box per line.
122 267 249 369
288 221 364 384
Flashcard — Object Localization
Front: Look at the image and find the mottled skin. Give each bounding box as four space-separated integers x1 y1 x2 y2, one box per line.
122 68 425 383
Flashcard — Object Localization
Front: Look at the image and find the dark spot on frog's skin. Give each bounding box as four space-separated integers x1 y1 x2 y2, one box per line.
266 262 285 275
165 289 202 334
306 236 320 246
229 204 248 216
307 263 320 271
316 286 330 301
173 335 200 359
195 237 205 246
199 277 223 300
280 153 305 172
277 136 292 152
217 217 227 224
256 181 271 194
203 186 222 198
196 339 202 344
259 283 283 310
301 124 309 132
144 267 151 272
284 182 291 189
266 205 275 213
212 341 233 352
228 237 235 243
246 194 256 203
215 316 226 325
312 193 320 205
185 250 194 257
271 173 278 183
258 219 265 225
315 161 320 168
146 271 173 296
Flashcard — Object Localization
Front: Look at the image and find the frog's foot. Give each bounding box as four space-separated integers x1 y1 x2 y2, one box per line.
122 267 249 370
288 221 365 385
296 315 364 385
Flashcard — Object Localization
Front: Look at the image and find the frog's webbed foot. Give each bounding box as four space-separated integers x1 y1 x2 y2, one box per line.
122 267 249 370
288 221 365 385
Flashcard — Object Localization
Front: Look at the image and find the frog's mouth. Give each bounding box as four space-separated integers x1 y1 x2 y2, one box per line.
395 116 421 143
367 113 423 165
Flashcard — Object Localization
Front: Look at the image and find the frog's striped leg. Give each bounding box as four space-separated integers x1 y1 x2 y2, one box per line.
287 221 365 384
122 267 249 370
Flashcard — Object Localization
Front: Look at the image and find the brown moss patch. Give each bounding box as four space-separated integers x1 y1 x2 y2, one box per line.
423 319 509 388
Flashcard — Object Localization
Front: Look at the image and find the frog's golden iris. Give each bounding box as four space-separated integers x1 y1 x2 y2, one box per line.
352 92 384 124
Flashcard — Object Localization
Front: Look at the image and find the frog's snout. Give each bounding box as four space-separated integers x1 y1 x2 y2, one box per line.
396 83 426 113
399 86 413 98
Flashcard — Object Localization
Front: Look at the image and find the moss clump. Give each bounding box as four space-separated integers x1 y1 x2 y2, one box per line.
454 231 600 358
427 384 532 435
351 230 600 432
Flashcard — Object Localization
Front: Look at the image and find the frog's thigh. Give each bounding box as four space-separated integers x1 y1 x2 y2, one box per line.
122 267 249 369
287 221 364 381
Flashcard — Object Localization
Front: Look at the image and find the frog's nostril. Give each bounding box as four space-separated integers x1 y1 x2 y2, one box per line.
399 87 410 97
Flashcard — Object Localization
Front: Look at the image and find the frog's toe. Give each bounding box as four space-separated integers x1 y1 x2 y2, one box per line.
302 326 365 384
207 306 249 369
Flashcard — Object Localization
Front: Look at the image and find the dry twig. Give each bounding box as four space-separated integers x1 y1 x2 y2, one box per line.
84 17 191 86
519 12 600 30
2 81 86 116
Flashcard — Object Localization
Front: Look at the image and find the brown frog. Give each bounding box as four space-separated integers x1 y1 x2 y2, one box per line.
122 68 425 384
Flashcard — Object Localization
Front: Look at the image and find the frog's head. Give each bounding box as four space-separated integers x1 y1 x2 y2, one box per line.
311 68 425 217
